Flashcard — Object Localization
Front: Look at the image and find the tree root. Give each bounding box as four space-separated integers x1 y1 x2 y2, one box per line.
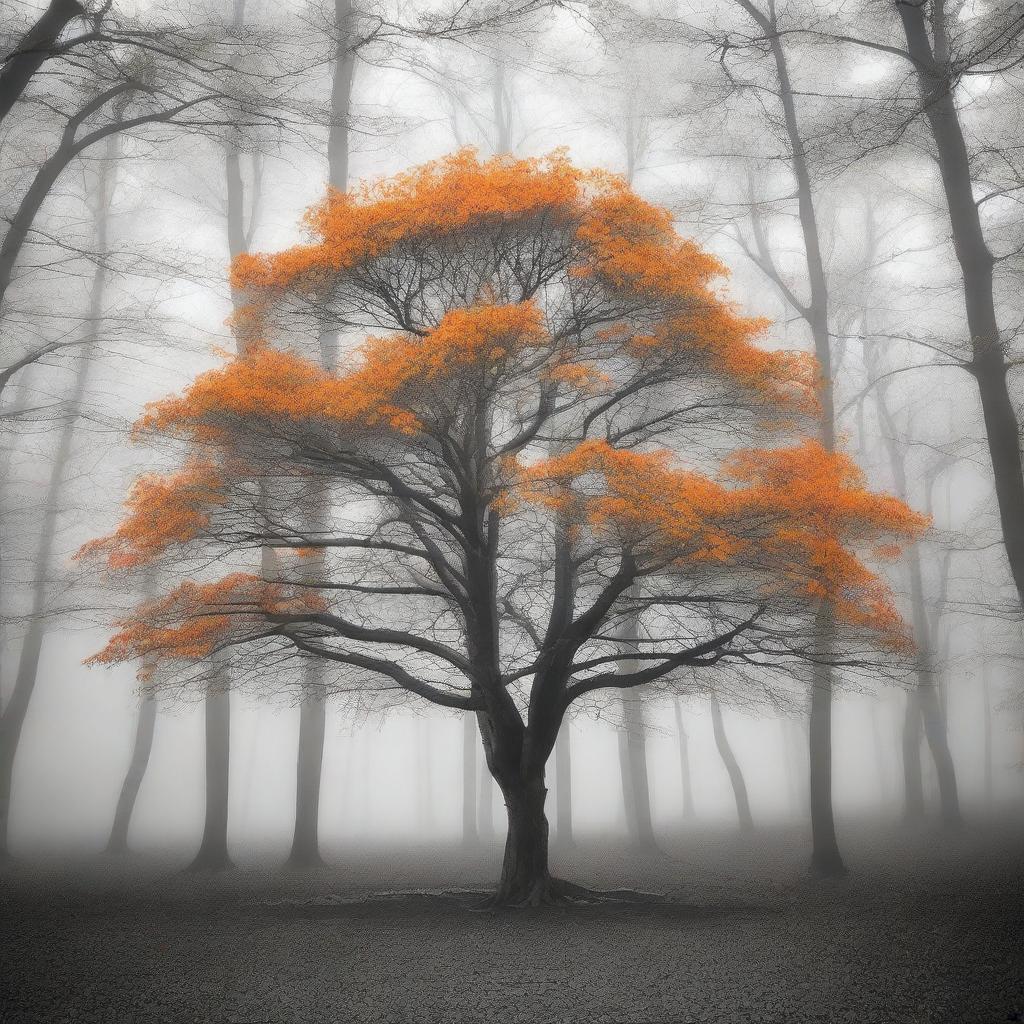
476 877 667 910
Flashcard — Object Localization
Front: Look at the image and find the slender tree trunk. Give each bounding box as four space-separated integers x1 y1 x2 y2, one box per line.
896 2 1024 612
188 676 232 871
901 691 925 821
709 694 753 832
478 746 495 838
758 12 845 876
868 700 888 809
288 0 357 865
0 0 84 128
618 695 656 848
919 681 960 826
0 136 116 856
673 699 695 821
288 682 326 866
462 711 478 844
808 642 844 873
616 599 656 849
415 715 434 832
106 692 156 854
553 719 574 846
982 661 993 806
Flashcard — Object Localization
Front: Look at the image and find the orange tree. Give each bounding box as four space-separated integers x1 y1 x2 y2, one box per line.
83 151 925 905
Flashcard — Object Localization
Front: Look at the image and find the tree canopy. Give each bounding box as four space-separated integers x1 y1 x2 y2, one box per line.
81 150 925 902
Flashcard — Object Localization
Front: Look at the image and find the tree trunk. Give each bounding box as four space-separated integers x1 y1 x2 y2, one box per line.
907 548 960 826
982 661 993 806
808 655 845 874
0 0 84 128
618 695 656 848
462 711 478 844
0 137 116 856
478 748 495 837
553 719 574 846
902 690 925 821
288 682 326 867
868 701 888 808
673 700 695 821
106 691 157 854
762 14 846 876
896 1 1024 613
709 694 753 832
919 681 960 827
493 772 553 905
187 675 232 871
286 0 355 864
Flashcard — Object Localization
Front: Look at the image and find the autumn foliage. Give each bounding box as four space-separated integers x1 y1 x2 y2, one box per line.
84 150 924 690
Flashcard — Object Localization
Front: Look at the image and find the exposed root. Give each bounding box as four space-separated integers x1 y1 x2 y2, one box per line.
476 877 668 910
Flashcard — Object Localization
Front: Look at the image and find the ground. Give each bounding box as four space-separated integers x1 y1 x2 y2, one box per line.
2 819 1023 1024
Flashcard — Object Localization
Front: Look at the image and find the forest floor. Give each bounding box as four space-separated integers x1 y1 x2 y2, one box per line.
1 818 1023 1024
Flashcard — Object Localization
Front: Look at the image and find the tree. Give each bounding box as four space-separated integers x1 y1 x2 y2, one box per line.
0 0 85 126
83 151 924 905
708 690 753 832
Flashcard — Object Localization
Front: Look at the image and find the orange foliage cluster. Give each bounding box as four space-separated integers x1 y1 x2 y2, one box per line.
510 439 928 648
77 458 226 569
141 301 546 441
230 150 582 298
87 574 326 679
85 151 919 676
723 442 929 641
226 149 816 411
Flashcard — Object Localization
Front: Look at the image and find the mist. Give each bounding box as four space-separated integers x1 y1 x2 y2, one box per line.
2 1 1023 1022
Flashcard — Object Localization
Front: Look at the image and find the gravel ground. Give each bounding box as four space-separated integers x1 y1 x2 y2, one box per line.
2 820 1023 1023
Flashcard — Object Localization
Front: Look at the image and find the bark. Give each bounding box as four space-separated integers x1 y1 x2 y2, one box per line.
673 699 695 820
0 137 115 856
328 0 356 191
709 694 753 832
288 681 326 867
743 2 846 875
106 692 156 854
492 772 553 905
0 0 84 127
415 716 434 831
287 0 355 866
616 601 656 849
982 661 993 805
618 696 656 848
877 386 961 826
901 691 925 820
477 748 495 837
462 711 478 844
553 720 574 846
808 640 845 874
187 676 232 871
868 701 888 808
896 1 1024 612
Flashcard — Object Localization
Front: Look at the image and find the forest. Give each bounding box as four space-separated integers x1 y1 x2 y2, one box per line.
1 1 1023 1022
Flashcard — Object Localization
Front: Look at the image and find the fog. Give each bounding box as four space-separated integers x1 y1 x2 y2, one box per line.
2 1 1024 1018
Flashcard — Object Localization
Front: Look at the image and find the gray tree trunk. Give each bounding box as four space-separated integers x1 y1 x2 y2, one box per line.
709 694 753 832
289 0 358 866
187 675 232 871
895 2 1024 613
553 720 574 846
462 711 478 844
0 133 116 856
673 699 695 821
106 692 157 854
0 0 84 127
